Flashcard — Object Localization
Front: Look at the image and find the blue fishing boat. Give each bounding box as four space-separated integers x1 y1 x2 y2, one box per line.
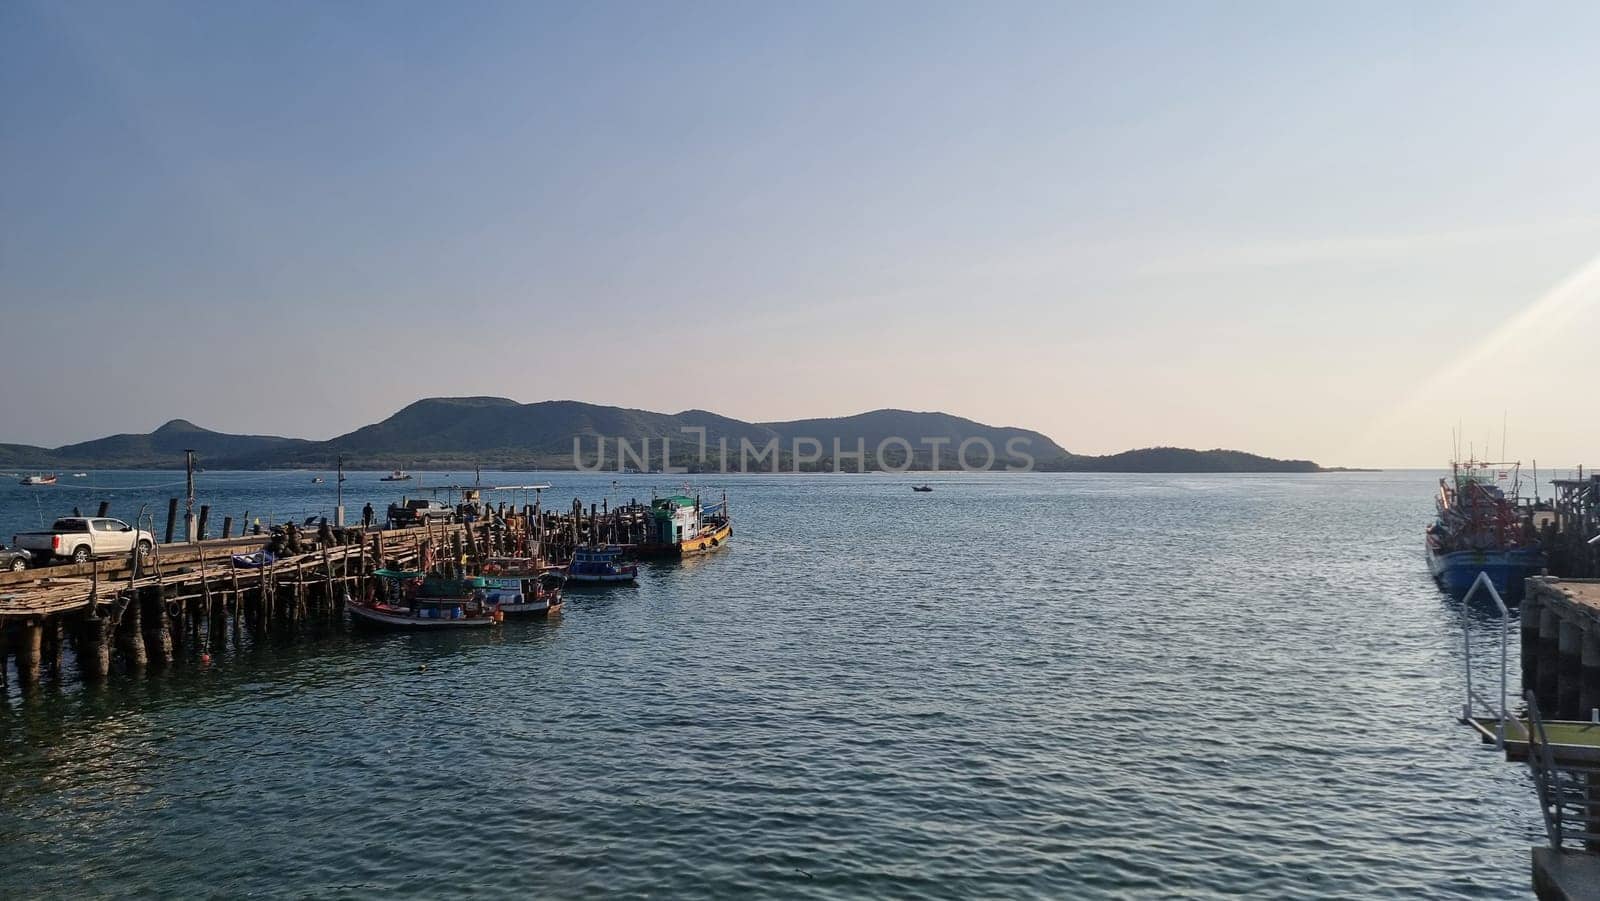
565 545 638 584
1426 460 1544 600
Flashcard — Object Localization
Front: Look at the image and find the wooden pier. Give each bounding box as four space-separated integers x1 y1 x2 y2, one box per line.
0 498 669 691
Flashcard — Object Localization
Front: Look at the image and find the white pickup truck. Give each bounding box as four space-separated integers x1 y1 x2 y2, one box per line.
13 517 155 564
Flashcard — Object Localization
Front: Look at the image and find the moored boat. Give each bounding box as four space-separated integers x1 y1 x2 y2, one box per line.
380 470 413 482
635 493 732 559
350 569 501 629
20 474 57 486
480 556 566 615
1426 460 1544 600
565 545 638 584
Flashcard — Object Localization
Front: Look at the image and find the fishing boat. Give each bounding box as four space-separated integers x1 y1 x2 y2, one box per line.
480 557 566 615
1426 460 1544 600
311 476 325 484
349 569 501 629
380 470 413 482
912 485 933 492
19 474 57 486
565 545 638 584
635 493 732 559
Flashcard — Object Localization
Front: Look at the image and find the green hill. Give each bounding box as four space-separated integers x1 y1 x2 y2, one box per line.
0 399 1331 472
1038 447 1320 473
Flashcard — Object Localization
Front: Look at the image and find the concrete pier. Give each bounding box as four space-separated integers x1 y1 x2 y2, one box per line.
1521 579 1600 896
1533 847 1600 900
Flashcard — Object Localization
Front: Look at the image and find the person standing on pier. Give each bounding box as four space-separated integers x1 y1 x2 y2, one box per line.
362 502 374 529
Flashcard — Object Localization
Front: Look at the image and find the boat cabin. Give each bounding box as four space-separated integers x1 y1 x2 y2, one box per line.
650 495 700 545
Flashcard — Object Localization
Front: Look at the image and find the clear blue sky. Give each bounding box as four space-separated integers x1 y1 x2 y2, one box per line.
3 1 1597 467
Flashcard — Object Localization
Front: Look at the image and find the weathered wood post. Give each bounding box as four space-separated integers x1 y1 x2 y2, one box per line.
197 505 211 542
16 619 43 687
143 586 174 667
76 612 111 680
165 498 180 544
42 617 63 678
97 501 111 518
118 592 147 669
222 516 234 539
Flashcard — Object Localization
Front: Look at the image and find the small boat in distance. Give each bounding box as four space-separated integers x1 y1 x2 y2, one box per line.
72 473 88 478
20 474 58 486
311 476 325 484
380 470 413 482
566 546 639 584
912 485 933 492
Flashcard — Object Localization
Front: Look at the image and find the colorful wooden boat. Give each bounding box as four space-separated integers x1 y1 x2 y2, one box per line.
350 569 501 630
565 546 638 584
634 493 732 559
479 556 566 615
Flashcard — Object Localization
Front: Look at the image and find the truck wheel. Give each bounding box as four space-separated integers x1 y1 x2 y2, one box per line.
71 545 91 564
137 540 152 558
9 558 25 572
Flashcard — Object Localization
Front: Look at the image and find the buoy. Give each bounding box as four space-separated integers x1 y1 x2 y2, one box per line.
200 653 211 666
419 664 427 672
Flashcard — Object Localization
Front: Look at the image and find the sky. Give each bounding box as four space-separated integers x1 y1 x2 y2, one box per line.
2 1 1597 469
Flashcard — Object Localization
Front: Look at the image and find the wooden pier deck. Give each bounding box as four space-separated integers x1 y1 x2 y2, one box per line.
0 495 703 692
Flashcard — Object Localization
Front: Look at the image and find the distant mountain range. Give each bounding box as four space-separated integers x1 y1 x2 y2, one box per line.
0 397 1329 473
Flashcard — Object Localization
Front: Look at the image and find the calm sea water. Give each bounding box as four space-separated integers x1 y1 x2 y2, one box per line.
0 471 1541 898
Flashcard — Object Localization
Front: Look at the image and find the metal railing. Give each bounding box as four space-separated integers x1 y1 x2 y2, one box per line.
1460 570 1522 748
1523 689 1600 849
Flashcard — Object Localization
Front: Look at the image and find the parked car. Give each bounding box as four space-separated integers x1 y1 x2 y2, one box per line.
386 499 454 527
0 545 33 572
12 517 155 564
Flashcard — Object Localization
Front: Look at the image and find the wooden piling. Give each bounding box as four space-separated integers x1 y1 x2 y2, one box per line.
222 516 233 539
165 498 179 544
42 617 63 677
16 620 43 687
97 501 111 518
143 587 174 667
197 505 211 542
76 614 111 680
119 594 147 669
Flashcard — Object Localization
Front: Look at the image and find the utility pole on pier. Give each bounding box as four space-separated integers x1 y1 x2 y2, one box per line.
335 454 346 527
184 449 196 543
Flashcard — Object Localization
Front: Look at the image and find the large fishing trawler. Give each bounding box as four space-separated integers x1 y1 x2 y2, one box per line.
1426 460 1544 600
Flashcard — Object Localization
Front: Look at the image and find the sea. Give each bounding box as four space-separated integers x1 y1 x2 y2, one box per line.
0 470 1542 898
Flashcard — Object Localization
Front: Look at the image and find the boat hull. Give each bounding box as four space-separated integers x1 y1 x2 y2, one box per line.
1426 541 1544 601
348 603 496 630
636 521 733 559
498 600 561 616
566 572 637 584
